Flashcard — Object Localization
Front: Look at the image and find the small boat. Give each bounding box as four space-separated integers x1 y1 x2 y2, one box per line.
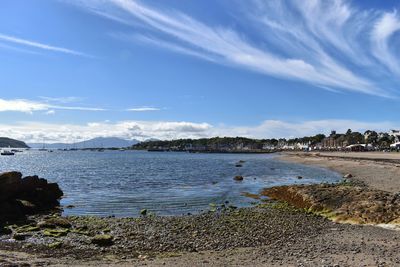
1 150 15 156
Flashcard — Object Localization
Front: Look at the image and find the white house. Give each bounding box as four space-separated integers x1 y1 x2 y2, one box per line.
389 130 400 142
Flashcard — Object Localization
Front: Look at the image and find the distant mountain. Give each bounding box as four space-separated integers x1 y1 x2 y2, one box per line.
0 137 29 148
28 137 139 149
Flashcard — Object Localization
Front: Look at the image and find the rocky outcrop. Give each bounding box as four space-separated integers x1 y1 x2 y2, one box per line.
262 183 400 226
0 172 63 223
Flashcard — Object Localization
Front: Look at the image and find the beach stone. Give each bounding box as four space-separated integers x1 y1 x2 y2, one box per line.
38 217 71 229
0 226 12 235
234 175 244 181
140 209 148 216
91 234 113 246
12 233 29 241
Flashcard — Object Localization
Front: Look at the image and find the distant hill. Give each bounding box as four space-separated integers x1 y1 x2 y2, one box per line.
29 137 139 149
0 137 29 148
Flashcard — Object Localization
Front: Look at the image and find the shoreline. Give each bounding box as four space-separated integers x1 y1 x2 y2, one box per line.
1 154 400 266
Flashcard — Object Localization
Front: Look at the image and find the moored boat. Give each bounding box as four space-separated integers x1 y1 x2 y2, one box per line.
1 150 15 156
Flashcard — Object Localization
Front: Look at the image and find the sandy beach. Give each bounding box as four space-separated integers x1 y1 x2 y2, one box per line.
280 151 400 193
1 152 400 267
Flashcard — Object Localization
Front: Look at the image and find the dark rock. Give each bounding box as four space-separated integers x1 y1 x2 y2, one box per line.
0 171 22 183
91 234 113 246
140 209 148 216
0 172 22 200
0 226 12 235
0 172 63 223
234 175 244 181
12 233 29 241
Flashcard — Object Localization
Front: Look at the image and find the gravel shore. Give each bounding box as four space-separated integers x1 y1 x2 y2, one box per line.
1 203 400 266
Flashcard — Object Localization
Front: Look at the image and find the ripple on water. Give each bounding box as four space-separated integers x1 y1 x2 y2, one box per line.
0 151 341 217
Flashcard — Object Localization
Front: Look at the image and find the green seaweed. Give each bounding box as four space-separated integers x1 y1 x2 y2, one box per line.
48 241 63 249
43 228 69 237
70 229 90 235
15 225 40 233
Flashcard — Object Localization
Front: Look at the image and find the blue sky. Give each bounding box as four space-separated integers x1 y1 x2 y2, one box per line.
1 0 400 142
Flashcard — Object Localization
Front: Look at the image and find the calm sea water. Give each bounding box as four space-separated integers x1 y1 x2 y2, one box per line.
0 150 341 217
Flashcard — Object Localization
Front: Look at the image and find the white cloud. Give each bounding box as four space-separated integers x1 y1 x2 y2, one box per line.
69 0 400 97
0 42 41 55
117 33 217 62
213 120 398 139
45 110 56 115
0 33 90 57
0 99 49 114
0 119 397 143
127 106 161 112
39 96 85 104
0 98 105 114
0 120 212 143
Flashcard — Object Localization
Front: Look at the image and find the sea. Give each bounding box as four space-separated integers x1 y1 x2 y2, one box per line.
0 150 341 217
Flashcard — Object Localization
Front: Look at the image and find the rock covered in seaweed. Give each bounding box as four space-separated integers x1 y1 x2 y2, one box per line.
261 183 400 226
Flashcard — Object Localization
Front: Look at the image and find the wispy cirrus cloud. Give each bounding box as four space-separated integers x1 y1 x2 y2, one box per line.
0 42 42 55
371 11 400 76
39 96 85 104
127 106 161 112
0 98 105 114
0 98 165 114
69 0 400 97
0 33 90 57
